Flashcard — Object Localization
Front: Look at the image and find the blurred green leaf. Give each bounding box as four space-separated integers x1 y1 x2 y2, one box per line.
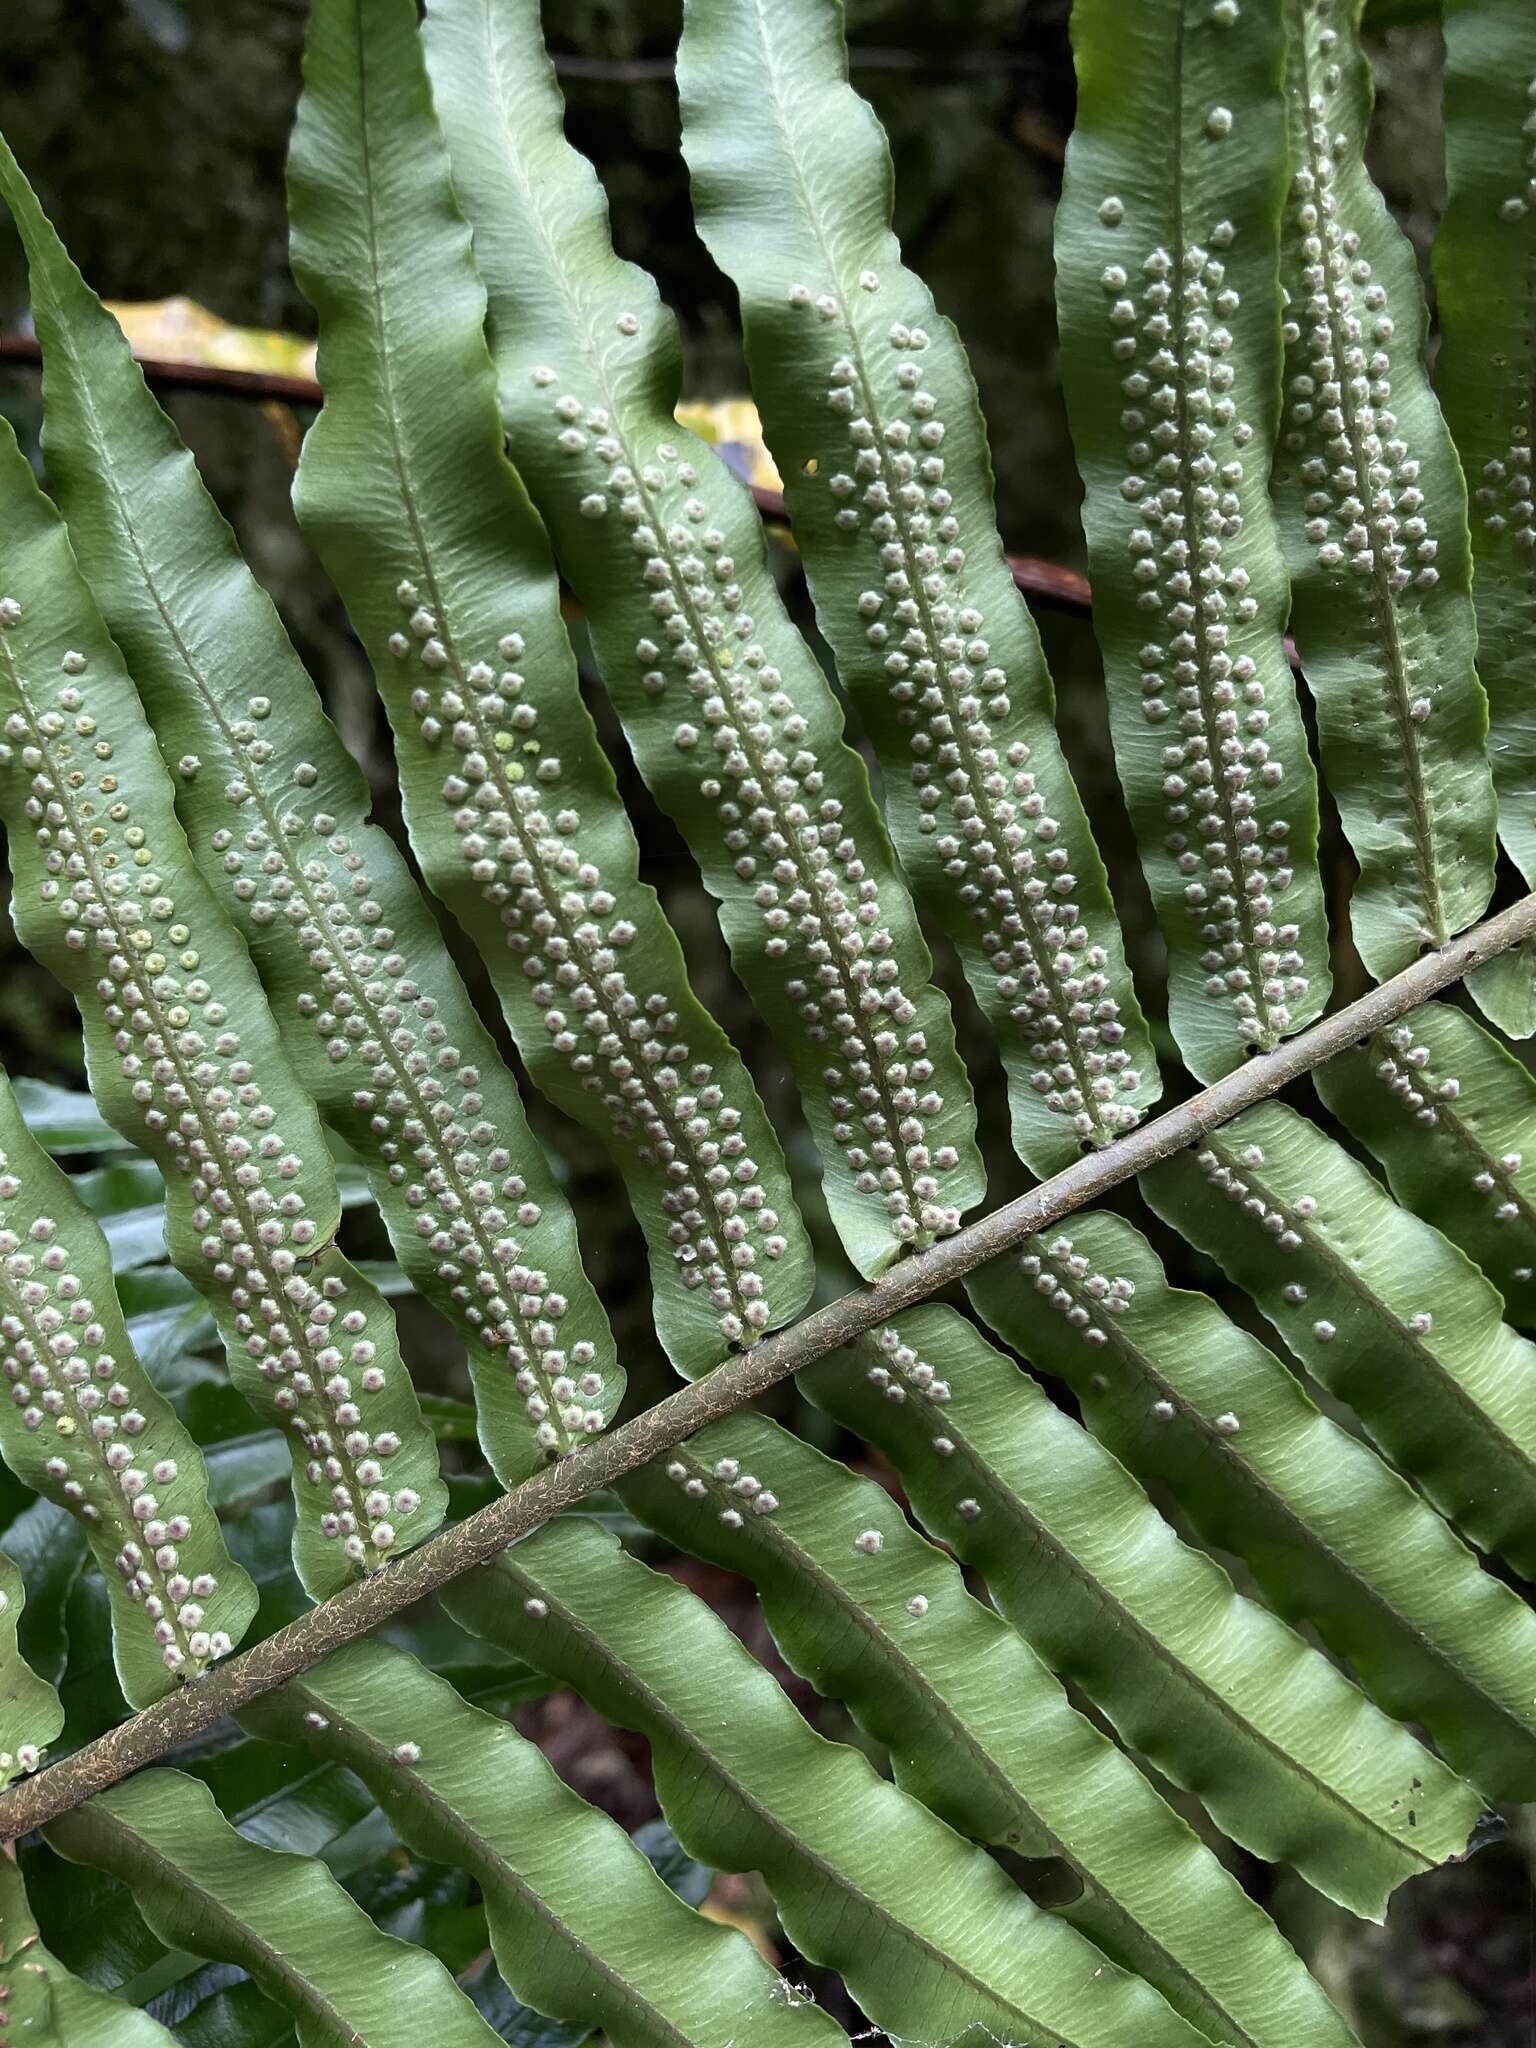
145 1962 297 2048
12 1077 139 1154
633 1818 715 1909
0 1496 90 1685
459 1957 591 2048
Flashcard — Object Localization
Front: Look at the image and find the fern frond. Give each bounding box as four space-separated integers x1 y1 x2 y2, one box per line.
0 1068 256 1702
44 1767 503 2046
1315 999 1536 1321
968 1207 1536 1797
245 1638 844 2048
675 0 1159 1174
1055 0 1330 1079
1437 0 1536 1035
0 420 447 1595
806 1303 1479 1917
287 0 814 1372
1273 0 1497 977
1144 1100 1536 1574
0 1551 62 1787
625 1413 1358 2048
448 1516 1210 2048
422 0 987 1279
0 134 622 1488
0 1856 174 2046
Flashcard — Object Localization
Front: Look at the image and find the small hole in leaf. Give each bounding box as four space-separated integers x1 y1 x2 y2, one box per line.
802 456 819 476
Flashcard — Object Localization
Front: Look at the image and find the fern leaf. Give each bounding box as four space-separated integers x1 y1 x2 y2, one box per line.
1437 0 1536 1036
806 1303 1479 1918
0 135 622 1488
245 1639 843 2048
625 1414 1358 2048
1055 0 1330 1080
287 0 814 1372
0 1856 175 2047
44 1767 502 2047
447 1517 1209 2048
969 1208 1536 1799
1315 1000 1536 1323
422 0 987 1278
674 0 1159 1174
1271 0 1496 978
0 419 447 1597
1143 1100 1536 1576
0 1068 257 1703
0 1551 62 1788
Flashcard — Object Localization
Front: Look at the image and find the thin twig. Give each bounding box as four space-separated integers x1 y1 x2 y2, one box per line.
0 334 321 408
0 335 1091 617
3 888 1534 1842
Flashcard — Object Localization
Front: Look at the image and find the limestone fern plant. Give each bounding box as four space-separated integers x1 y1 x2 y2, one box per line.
1 0 1536 2041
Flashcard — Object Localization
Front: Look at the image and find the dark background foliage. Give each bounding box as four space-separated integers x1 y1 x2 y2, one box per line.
1 2 1532 2040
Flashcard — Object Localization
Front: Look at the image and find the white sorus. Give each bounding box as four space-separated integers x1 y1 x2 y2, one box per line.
0 1190 248 1675
1110 220 1310 1053
813 314 1144 1146
855 1528 883 1554
1373 1024 1463 1128
1214 1411 1241 1434
392 1741 421 1765
8 678 445 1580
1195 1147 1305 1251
584 396 970 1248
1281 48 1441 624
524 1597 549 1619
906 1594 929 1618
398 579 787 1349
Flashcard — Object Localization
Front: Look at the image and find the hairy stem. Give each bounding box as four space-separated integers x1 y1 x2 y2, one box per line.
4 886 1535 1840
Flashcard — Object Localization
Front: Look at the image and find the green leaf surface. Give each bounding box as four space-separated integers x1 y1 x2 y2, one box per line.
0 1068 256 1702
449 1517 1206 2048
806 1304 1479 1918
676 0 1159 1174
423 0 986 1278
969 1207 1536 1800
1142 1100 1536 1577
46 1769 503 2048
288 0 813 1375
0 1549 63 1786
0 1856 176 2047
1055 0 1330 1079
624 1413 1358 2048
1315 1001 1536 1324
244 1638 842 2048
0 133 624 1486
0 418 446 1597
1271 0 1496 980
1437 0 1536 1033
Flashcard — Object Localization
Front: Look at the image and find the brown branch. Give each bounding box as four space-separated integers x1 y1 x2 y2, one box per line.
3 887 1534 1843
0 335 1092 618
0 334 322 409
